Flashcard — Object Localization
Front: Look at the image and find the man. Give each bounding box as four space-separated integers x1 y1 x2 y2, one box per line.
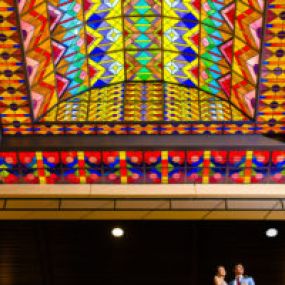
229 263 255 285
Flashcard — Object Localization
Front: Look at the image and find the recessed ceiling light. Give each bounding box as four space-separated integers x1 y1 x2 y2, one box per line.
266 228 278 238
111 227 124 238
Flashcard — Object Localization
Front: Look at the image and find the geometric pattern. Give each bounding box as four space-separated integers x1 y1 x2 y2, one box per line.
85 0 265 118
87 0 124 87
124 13 162 80
48 0 89 103
54 82 248 122
259 0 285 124
1 150 285 184
17 0 58 120
0 0 33 130
230 0 265 117
53 0 266 121
1 0 285 134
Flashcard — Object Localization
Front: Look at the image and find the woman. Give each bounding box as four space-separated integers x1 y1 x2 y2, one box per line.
214 265 227 285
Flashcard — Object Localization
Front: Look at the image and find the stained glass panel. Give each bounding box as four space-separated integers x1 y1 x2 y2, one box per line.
0 0 285 134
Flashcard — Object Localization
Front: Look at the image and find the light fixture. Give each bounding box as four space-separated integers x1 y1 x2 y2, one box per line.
266 228 278 238
111 227 124 238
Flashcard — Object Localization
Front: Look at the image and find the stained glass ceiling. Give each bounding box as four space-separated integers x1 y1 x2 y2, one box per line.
0 0 284 135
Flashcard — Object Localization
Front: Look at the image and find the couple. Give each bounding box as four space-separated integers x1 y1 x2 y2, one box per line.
214 263 255 285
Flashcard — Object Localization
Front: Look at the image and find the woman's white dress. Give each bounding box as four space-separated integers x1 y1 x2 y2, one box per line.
216 278 227 285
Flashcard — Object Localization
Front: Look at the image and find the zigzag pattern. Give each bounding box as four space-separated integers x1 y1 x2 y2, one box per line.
230 0 265 118
124 0 162 81
199 0 234 101
18 0 58 120
1 0 276 133
55 82 246 122
86 0 124 87
164 51 198 87
258 0 285 123
126 50 162 81
124 17 161 50
124 83 163 121
57 98 89 121
48 0 90 103
163 0 199 87
53 0 265 122
0 0 32 126
240 0 264 12
164 86 199 121
124 0 161 15
88 84 124 121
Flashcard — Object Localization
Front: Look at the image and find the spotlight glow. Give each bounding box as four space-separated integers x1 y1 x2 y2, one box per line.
266 228 278 238
111 227 124 238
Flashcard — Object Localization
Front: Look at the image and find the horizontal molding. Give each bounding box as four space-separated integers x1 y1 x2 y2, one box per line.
1 135 285 151
1 184 285 198
0 198 285 212
0 210 283 220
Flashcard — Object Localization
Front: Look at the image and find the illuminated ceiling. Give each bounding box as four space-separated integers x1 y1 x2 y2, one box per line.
0 0 284 135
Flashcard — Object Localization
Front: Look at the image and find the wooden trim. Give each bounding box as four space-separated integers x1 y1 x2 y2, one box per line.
0 210 283 220
1 184 285 198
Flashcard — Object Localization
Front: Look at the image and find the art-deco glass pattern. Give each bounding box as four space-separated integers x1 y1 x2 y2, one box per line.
0 0 285 134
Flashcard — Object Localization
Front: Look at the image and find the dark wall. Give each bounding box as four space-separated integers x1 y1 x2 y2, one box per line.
0 221 284 285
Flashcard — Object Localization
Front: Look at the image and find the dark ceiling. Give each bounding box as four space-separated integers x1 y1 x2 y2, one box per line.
0 221 284 285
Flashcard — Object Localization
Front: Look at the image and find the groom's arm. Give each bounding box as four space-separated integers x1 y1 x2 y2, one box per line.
248 277 255 285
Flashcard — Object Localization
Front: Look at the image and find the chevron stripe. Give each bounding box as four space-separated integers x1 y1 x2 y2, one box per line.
48 0 90 103
18 0 58 120
0 0 32 126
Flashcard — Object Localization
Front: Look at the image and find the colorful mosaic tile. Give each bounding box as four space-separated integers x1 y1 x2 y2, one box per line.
0 149 281 184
